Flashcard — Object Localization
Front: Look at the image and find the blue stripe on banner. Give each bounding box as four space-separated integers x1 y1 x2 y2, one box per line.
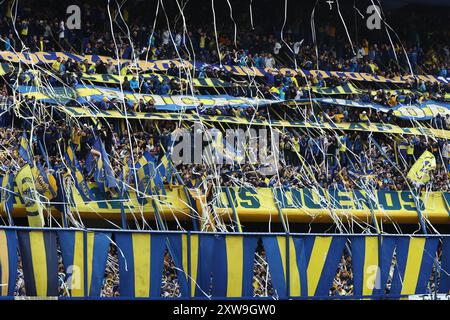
194 234 216 297
350 236 366 297
372 236 396 296
211 235 227 297
389 237 410 296
292 237 308 297
415 238 439 294
441 238 450 293
115 233 135 297
7 230 18 296
43 231 59 296
262 236 286 298
149 234 166 297
89 232 111 297
165 234 188 297
242 236 258 297
314 236 347 296
17 231 36 295
58 231 75 273
0 230 18 296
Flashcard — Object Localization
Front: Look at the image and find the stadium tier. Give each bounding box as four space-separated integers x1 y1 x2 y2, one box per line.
0 0 449 301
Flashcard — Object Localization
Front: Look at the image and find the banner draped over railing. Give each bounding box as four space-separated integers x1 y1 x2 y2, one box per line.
58 107 450 139
16 85 280 110
0 227 448 299
0 51 448 84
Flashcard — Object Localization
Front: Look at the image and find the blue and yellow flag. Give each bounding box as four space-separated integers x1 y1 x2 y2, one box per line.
136 151 157 204
15 164 45 227
65 144 94 201
157 154 174 184
407 151 436 185
115 231 167 297
0 229 18 296
1 173 15 223
17 230 58 296
18 132 32 164
36 162 57 199
89 138 118 192
190 234 258 298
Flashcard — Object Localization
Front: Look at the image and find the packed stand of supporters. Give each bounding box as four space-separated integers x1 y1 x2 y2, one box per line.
0 2 448 105
0 2 447 76
0 110 449 196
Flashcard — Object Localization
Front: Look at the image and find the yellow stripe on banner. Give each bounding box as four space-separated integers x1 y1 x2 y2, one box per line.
190 234 198 297
363 237 379 296
0 230 9 296
29 231 48 296
289 237 301 296
71 231 85 297
277 236 287 282
181 234 188 283
87 232 94 294
132 233 151 297
307 236 332 296
401 238 426 295
225 236 243 297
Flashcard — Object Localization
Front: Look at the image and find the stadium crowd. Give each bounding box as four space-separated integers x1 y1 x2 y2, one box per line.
0 2 448 77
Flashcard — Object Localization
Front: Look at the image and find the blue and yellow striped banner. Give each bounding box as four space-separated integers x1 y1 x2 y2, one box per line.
390 237 439 296
115 232 167 297
0 229 18 296
191 234 258 298
58 230 85 297
262 236 288 298
17 230 58 296
351 236 380 297
163 234 189 297
264 235 346 298
301 236 346 297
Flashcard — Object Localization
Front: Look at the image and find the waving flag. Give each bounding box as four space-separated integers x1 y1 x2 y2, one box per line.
15 164 45 227
65 144 94 202
19 132 32 164
88 138 118 193
1 173 15 224
407 151 436 185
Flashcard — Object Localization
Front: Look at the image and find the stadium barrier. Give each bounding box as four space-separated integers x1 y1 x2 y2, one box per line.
0 227 449 299
1 186 450 224
0 51 446 84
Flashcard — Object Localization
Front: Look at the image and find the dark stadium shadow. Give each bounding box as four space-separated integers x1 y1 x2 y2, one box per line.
384 247 397 295
329 240 354 297
160 248 181 298
100 243 119 297
56 238 68 297
427 240 443 294
15 248 26 296
252 238 276 298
